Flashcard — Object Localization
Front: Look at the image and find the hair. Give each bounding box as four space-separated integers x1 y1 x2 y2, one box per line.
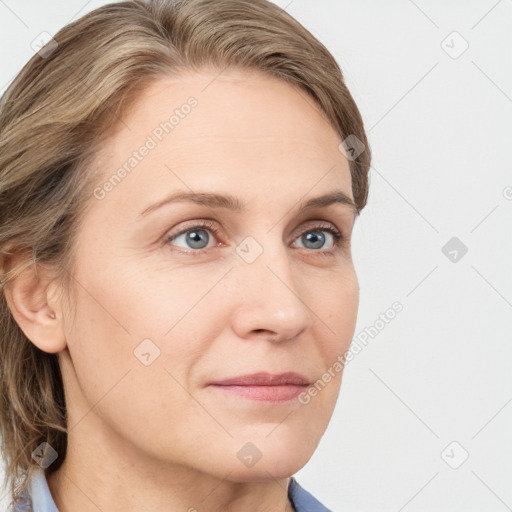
0 0 371 507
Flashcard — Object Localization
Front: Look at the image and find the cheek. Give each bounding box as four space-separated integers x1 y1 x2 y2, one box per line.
62 285 134 416
64 260 227 410
292 267 358 418
313 266 359 355
63 274 210 452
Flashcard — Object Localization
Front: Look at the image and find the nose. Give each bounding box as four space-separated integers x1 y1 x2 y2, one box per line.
230 239 313 344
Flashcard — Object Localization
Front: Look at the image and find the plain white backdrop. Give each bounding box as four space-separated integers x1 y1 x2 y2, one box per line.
1 1 511 511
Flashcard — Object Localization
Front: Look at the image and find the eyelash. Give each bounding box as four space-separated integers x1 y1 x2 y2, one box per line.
164 219 346 257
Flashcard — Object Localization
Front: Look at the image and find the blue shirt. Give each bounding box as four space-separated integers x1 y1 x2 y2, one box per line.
14 468 332 512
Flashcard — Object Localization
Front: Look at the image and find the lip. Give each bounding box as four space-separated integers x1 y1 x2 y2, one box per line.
209 372 310 386
207 372 310 403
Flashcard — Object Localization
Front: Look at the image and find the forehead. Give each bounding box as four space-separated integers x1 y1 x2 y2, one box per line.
87 68 352 220
96 67 344 160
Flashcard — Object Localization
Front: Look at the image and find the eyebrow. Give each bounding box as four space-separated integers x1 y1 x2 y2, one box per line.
139 189 358 218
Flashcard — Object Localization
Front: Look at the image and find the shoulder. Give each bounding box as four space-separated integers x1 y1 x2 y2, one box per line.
288 476 333 512
13 468 59 512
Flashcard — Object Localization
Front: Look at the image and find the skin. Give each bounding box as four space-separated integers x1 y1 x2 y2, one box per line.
6 67 359 511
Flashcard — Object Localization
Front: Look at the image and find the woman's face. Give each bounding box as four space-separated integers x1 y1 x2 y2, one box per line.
58 67 359 481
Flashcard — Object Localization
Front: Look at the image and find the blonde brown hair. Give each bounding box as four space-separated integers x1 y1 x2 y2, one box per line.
0 0 371 507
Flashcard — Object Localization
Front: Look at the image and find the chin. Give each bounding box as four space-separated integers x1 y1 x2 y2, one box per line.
222 456 311 483
214 431 319 483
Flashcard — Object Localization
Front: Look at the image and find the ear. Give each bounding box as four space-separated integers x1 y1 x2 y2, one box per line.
3 251 67 354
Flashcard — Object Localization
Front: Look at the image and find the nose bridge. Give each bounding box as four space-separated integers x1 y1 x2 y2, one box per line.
231 231 312 341
237 229 294 290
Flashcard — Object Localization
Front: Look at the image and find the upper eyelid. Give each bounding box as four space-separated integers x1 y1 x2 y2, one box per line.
169 218 343 235
166 218 345 245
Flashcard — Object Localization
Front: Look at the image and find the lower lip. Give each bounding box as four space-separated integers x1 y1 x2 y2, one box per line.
208 384 307 402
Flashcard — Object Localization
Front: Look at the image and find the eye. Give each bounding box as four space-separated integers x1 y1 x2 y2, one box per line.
165 219 220 255
292 222 345 253
164 219 346 256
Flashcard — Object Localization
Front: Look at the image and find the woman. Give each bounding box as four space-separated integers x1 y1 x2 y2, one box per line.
0 0 371 510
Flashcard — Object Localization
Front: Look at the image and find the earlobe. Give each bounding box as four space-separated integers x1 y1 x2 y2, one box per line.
3 255 67 354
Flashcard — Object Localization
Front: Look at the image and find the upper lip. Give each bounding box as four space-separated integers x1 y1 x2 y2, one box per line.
209 372 310 386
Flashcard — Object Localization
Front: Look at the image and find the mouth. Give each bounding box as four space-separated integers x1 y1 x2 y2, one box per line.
207 372 310 403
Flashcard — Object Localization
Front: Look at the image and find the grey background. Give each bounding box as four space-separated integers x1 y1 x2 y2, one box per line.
1 0 511 510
